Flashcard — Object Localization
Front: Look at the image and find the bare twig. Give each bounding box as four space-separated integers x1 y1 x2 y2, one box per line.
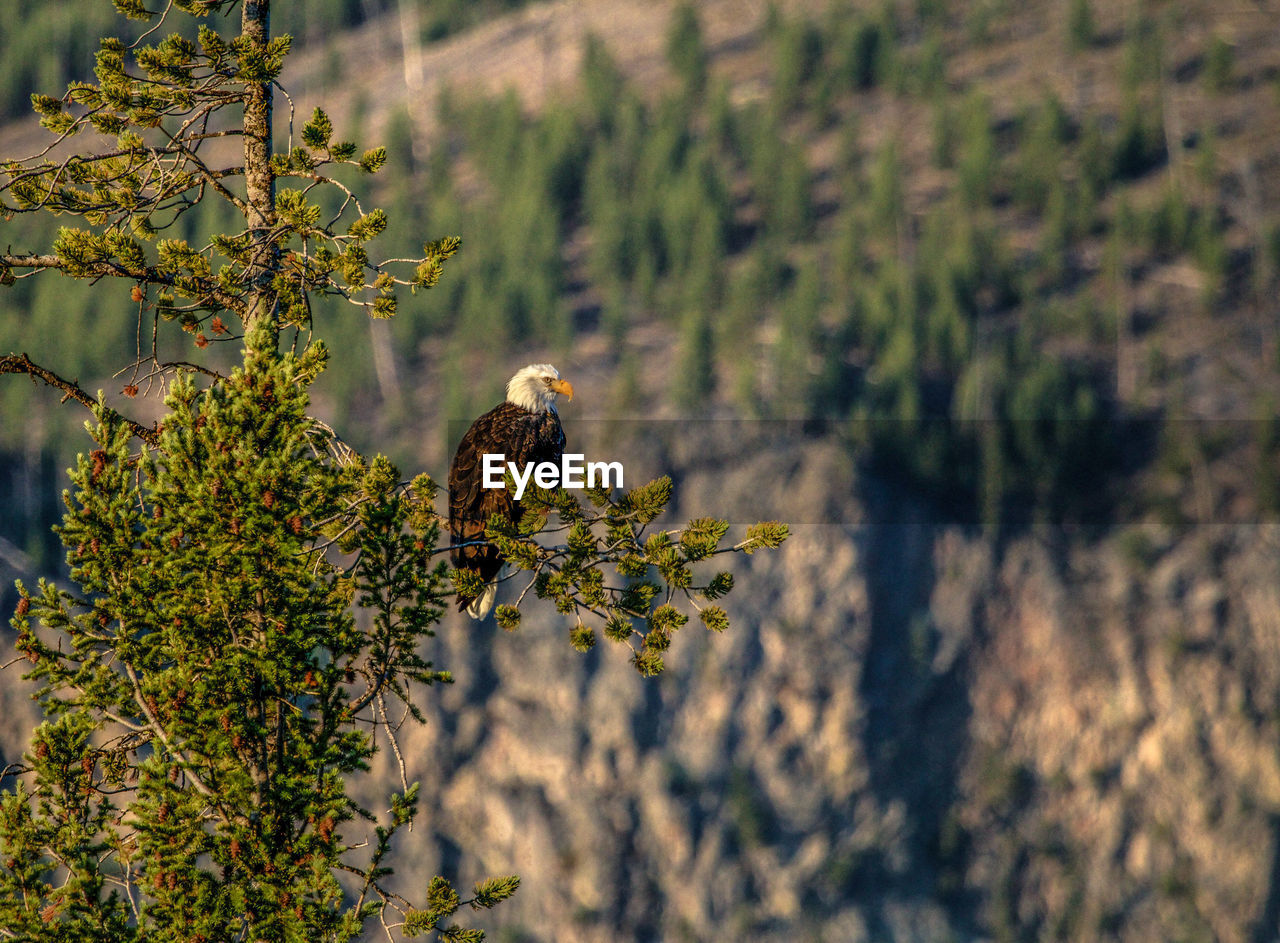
375 690 410 798
0 353 159 446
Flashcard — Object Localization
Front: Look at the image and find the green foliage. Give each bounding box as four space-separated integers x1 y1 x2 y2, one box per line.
433 92 583 347
3 33 448 335
0 4 561 940
953 340 1113 528
569 624 597 652
826 6 896 93
471 476 781 676
666 3 708 100
1121 13 1163 92
910 28 948 98
471 875 521 910
2 339 477 938
400 872 518 938
1066 0 1095 53
1112 98 1166 180
700 605 730 632
1204 34 1234 95
415 0 536 46
749 119 814 241
581 33 627 134
1255 404 1280 516
771 259 824 415
1015 94 1073 212
771 14 824 115
870 138 906 236
494 604 522 631
676 309 716 408
742 521 790 552
957 92 997 207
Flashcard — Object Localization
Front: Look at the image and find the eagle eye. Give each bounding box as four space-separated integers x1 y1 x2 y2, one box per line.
543 377 552 386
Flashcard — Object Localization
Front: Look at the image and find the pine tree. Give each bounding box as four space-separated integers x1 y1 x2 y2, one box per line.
1066 0 1095 53
0 2 785 938
665 3 708 102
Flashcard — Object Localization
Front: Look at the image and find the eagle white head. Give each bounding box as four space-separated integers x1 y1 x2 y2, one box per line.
506 363 574 414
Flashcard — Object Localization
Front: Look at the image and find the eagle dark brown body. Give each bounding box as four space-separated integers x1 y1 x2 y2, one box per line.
448 399 566 616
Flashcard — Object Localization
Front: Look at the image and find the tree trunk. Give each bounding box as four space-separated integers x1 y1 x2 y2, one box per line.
242 0 278 341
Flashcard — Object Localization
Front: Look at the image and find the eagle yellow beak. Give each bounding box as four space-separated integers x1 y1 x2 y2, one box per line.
550 378 574 402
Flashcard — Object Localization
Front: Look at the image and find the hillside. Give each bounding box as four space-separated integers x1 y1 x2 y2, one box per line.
4 1 1280 941
5 0 1280 519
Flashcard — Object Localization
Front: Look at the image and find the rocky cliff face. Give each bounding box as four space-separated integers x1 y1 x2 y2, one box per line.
339 436 1280 942
956 525 1280 943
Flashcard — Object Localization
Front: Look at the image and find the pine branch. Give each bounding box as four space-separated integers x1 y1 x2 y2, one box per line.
121 662 223 812
0 353 159 445
1 252 247 316
0 252 61 272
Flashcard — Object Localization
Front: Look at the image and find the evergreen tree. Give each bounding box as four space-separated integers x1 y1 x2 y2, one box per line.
1203 33 1235 95
665 3 708 102
770 14 823 116
0 3 785 938
1066 0 1095 53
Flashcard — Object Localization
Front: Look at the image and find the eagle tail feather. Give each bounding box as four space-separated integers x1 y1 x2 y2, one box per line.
465 577 499 620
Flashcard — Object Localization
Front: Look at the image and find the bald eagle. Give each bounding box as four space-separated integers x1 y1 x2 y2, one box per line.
449 363 574 619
